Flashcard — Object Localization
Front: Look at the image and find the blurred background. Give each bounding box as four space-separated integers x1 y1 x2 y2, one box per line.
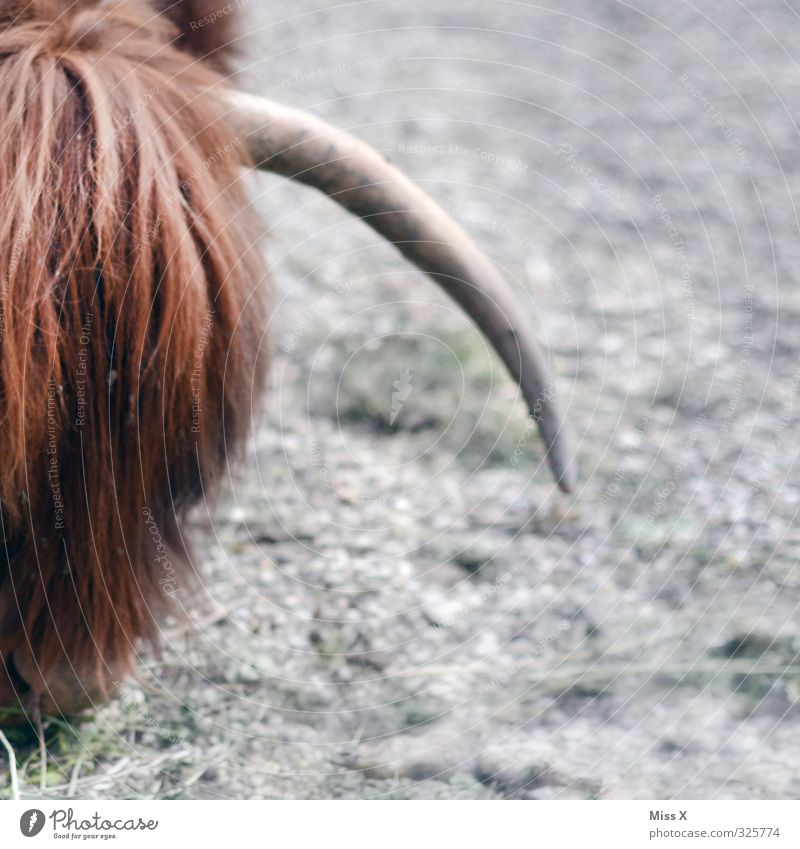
4 0 799 799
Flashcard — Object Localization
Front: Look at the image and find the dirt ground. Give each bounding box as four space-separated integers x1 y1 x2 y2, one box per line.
1 0 799 799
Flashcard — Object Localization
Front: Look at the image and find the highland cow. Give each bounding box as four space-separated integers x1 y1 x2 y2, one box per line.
0 0 572 716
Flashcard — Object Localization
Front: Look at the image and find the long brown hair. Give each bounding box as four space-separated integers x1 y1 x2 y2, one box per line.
0 0 267 703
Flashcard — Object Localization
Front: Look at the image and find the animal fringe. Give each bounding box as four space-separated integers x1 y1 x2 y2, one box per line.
0 0 267 701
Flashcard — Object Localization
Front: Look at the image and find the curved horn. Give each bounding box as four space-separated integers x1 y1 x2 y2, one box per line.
224 90 575 493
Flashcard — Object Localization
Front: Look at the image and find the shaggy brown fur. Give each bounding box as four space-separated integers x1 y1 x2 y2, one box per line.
0 0 266 711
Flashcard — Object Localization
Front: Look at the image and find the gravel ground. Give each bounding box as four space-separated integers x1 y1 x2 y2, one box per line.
2 0 800 799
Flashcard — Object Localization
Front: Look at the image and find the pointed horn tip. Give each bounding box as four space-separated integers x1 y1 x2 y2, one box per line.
555 464 577 494
545 446 577 494
539 424 577 494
